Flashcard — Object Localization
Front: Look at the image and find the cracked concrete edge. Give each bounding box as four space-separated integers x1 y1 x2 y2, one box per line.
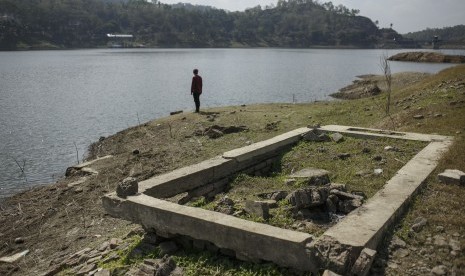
314 139 453 273
138 127 311 198
319 125 452 142
222 127 309 162
102 192 318 272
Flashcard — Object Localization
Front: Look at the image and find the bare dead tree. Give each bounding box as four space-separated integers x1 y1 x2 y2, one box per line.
73 142 80 164
380 53 392 116
12 156 28 183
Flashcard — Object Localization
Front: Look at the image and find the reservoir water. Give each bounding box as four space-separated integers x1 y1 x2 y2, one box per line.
0 48 463 199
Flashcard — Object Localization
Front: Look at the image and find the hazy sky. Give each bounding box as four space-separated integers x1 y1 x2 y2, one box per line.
159 0 465 33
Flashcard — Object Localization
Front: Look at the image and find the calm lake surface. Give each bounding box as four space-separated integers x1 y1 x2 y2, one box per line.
1 48 463 199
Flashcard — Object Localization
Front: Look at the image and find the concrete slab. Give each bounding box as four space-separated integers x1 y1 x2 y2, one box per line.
321 140 452 250
319 125 451 142
102 193 317 272
139 156 235 198
223 127 309 162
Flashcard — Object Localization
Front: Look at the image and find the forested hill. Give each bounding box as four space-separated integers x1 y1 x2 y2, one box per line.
404 25 465 44
0 0 388 50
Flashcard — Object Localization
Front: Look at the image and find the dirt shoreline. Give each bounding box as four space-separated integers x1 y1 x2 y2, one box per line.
1 66 464 275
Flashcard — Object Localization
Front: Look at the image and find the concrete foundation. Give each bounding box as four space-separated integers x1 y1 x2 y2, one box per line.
102 125 452 274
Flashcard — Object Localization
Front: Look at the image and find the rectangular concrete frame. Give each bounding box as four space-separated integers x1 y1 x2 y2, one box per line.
102 125 452 273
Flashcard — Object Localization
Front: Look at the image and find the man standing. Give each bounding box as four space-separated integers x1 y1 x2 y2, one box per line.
191 69 202 113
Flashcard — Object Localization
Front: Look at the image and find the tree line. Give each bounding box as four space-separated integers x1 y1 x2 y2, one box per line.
1 0 392 50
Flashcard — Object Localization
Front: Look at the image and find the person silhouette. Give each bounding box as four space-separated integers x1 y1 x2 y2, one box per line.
191 69 203 113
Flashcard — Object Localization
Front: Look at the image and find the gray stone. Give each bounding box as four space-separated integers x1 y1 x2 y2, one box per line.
98 241 109 252
302 129 331 142
76 263 96 276
411 217 427 233
289 168 330 186
389 236 407 251
116 177 138 198
205 128 224 139
337 153 351 160
431 265 447 275
326 198 337 213
14 237 24 244
448 239 461 251
322 270 341 276
349 248 376 276
94 269 111 276
329 183 346 191
257 190 286 200
170 267 184 276
438 169 465 185
286 187 329 209
393 248 410 258
270 190 288 201
337 199 362 214
0 250 29 263
310 236 353 274
330 189 364 201
159 241 178 255
331 133 344 143
433 235 448 247
245 200 270 220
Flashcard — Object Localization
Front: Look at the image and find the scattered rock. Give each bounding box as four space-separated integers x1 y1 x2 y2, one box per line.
76 263 96 275
337 198 362 214
356 170 372 177
331 133 344 143
205 128 224 139
393 248 409 258
286 187 329 209
389 236 407 251
384 146 398 151
337 153 351 160
215 196 235 215
448 239 461 251
94 269 111 276
109 238 122 249
411 217 427 233
433 235 448 247
0 250 29 263
350 248 376 276
170 110 183 115
116 177 138 198
372 155 383 161
245 200 270 220
14 237 24 244
289 168 330 186
329 190 363 201
438 169 465 185
196 125 248 139
132 149 140 155
302 128 331 142
265 121 280 131
431 265 448 275
159 241 178 255
373 168 383 176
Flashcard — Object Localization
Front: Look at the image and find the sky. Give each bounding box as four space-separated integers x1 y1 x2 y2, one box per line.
159 0 465 33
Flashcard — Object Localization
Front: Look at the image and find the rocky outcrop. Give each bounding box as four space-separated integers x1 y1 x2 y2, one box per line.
330 78 382 100
388 52 465 63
